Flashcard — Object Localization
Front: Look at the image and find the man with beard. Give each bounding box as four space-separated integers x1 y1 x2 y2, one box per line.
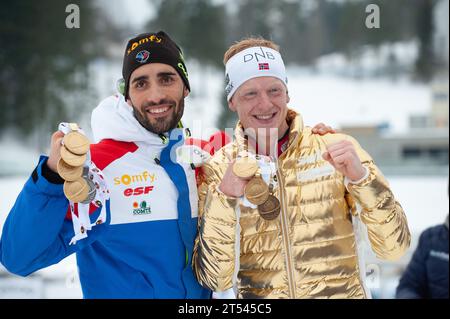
0 31 211 298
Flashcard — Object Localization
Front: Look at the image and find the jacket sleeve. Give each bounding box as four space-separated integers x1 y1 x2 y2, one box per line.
346 136 411 261
396 230 430 298
0 156 108 276
192 163 239 292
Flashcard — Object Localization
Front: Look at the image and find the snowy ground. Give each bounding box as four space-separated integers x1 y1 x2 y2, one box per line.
286 70 431 134
0 176 82 298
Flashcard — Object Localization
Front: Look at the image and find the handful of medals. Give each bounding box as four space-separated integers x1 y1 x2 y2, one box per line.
55 123 109 245
57 123 96 203
232 157 280 220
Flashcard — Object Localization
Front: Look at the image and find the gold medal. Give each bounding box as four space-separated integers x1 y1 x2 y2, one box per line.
244 176 269 205
60 145 86 167
257 195 281 220
57 158 83 181
232 157 258 179
63 131 90 155
63 177 89 203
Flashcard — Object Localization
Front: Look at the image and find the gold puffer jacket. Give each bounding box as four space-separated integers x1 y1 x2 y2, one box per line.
193 110 410 299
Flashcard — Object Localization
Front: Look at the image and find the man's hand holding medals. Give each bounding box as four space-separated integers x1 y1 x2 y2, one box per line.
47 123 109 244
219 156 280 220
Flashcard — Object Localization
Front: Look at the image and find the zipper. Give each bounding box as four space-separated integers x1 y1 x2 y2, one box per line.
273 157 297 299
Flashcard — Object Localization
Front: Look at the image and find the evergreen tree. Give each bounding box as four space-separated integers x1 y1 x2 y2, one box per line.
414 0 437 82
0 0 115 148
148 0 226 68
234 0 276 40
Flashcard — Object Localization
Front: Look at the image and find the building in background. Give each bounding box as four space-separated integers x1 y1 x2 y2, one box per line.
341 80 448 176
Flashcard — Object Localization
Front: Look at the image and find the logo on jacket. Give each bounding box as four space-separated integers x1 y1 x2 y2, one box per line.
132 201 152 215
124 186 154 197
114 171 156 186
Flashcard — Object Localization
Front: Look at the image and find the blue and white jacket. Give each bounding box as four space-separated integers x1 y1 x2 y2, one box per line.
0 94 211 299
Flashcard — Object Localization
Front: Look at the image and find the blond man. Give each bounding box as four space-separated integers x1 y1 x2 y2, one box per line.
192 38 411 299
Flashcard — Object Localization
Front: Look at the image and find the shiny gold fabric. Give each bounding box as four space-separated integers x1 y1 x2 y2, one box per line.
193 110 410 299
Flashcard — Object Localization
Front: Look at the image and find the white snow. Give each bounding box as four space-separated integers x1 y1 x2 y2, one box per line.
287 71 431 133
0 177 83 298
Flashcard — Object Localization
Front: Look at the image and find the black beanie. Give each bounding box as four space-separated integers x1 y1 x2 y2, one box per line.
122 31 190 98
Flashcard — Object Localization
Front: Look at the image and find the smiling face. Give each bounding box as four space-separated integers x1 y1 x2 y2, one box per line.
229 76 290 139
127 63 189 134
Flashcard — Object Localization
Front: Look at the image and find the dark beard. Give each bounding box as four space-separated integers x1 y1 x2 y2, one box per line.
133 98 185 134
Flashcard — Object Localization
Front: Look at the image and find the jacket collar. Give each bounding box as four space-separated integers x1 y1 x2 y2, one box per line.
91 94 189 148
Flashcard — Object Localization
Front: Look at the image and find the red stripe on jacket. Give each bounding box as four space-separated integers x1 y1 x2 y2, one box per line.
65 139 138 220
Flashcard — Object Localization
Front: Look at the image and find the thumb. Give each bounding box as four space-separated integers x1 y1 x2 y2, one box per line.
51 130 65 146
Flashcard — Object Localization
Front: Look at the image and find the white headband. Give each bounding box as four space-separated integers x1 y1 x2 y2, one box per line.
225 46 288 101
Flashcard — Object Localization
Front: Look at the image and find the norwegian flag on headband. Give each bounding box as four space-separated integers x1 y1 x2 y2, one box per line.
258 63 270 70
